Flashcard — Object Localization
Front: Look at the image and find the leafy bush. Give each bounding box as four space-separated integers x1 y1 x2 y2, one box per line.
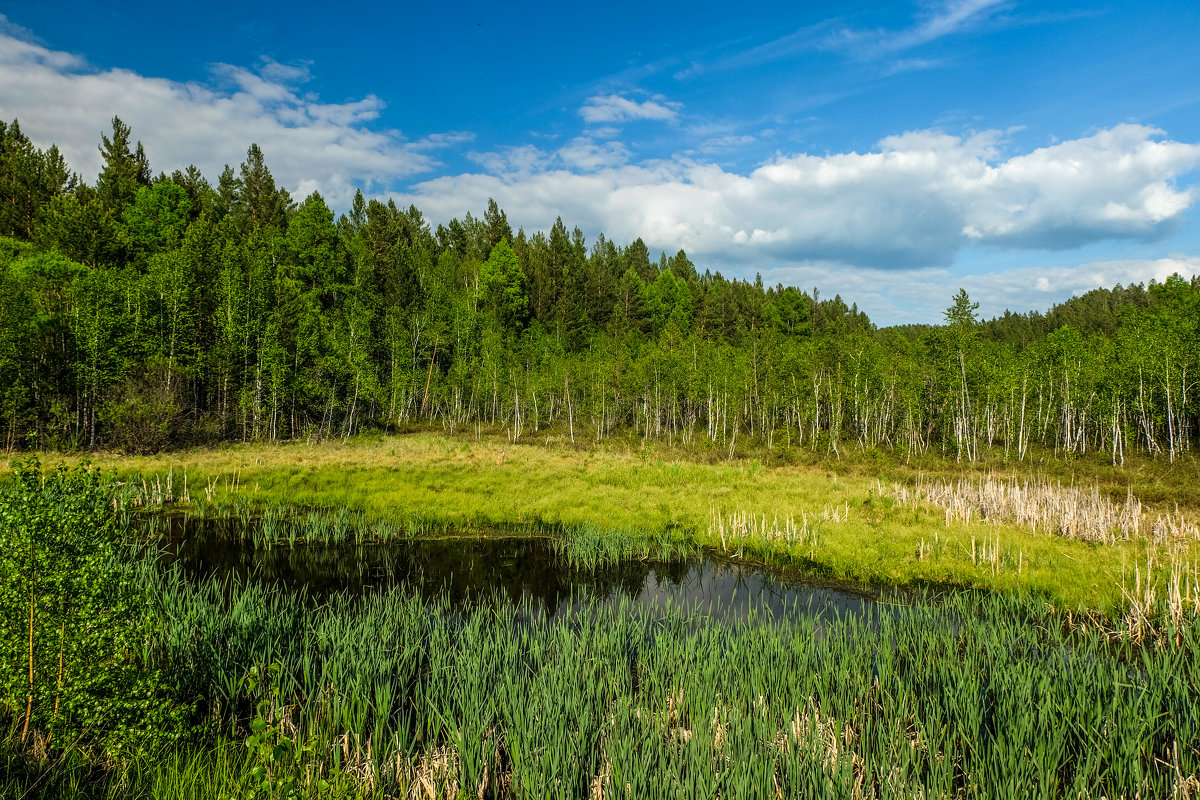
0 459 188 756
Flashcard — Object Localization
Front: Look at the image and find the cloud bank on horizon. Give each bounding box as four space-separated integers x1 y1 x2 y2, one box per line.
398 124 1200 271
1 5 1199 325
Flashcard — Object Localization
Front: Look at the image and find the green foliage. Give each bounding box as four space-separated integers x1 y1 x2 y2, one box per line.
0 115 1198 462
230 663 336 800
943 286 980 329
150 569 1198 799
120 181 193 255
0 460 188 755
95 116 149 215
480 238 529 331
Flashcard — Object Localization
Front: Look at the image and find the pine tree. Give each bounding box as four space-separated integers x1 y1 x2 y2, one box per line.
95 117 147 213
239 144 290 230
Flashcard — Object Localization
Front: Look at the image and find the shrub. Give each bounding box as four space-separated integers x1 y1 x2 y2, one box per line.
0 459 188 756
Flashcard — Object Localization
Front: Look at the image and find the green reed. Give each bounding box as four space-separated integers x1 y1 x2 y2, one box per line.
142 558 1199 800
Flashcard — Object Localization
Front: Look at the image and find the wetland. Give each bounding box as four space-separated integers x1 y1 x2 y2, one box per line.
4 438 1199 799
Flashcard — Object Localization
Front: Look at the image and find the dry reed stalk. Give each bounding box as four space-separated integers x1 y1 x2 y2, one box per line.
709 507 814 553
387 745 460 800
887 476 1200 545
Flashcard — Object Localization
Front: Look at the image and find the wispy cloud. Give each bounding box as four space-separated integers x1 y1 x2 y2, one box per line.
882 56 948 76
467 135 632 176
674 20 838 78
821 0 1007 60
693 134 757 154
680 0 1009 78
579 93 681 124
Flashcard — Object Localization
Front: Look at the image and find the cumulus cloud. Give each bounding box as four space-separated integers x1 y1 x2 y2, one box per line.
395 124 1200 271
957 255 1200 317
760 256 1200 326
0 27 463 208
579 93 681 124
557 137 631 171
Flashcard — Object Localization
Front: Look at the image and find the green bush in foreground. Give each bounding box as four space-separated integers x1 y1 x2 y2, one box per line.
0 459 189 758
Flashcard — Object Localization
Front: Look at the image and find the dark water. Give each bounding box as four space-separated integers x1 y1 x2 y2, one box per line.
160 517 876 622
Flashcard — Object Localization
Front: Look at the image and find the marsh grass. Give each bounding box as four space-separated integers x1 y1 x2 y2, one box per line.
1 732 386 799
138 563 1198 800
35 431 1196 612
6 443 1200 797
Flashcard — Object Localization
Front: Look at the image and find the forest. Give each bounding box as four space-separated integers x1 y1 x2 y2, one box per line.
2 116 1198 461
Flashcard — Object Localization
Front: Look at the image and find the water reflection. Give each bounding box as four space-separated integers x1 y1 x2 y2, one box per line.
160 516 875 622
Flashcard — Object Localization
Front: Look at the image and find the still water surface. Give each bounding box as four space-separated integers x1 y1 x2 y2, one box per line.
163 518 877 622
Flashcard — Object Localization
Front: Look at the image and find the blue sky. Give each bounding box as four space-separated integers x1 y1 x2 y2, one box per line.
2 1 1199 324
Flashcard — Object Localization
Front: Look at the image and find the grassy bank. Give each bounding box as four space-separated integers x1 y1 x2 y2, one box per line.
36 430 1200 614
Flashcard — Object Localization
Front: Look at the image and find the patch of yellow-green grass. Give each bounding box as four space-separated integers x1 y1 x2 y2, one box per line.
20 431 1198 614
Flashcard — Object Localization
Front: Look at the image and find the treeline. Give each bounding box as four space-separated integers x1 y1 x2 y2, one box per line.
1 117 1197 462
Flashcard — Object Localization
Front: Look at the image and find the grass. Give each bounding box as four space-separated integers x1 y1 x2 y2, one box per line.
28 430 1199 614
131 566 1200 799
1 733 385 799
4 437 1200 798
22 565 1197 798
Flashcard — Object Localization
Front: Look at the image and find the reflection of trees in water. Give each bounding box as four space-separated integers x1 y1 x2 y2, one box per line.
167 529 687 613
163 520 872 620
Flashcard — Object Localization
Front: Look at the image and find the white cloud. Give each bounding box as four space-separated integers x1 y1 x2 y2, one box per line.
957 256 1200 318
761 256 1200 326
579 93 681 124
0 28 462 208
693 134 757 154
824 0 1008 59
466 145 553 176
584 126 621 140
395 124 1200 272
557 137 631 171
467 137 631 177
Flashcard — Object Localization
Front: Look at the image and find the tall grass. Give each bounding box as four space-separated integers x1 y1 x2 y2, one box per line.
143 560 1199 799
146 503 699 575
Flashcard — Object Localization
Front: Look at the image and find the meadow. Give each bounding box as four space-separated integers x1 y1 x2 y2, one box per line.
60 429 1200 614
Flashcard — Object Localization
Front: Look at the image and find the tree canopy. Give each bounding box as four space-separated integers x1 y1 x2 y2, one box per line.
0 116 1197 463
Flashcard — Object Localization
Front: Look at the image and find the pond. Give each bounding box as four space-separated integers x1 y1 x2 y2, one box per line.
160 515 877 622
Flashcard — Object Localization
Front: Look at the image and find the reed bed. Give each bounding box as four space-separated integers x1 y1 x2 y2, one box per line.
1120 544 1200 639
144 561 1200 800
886 475 1200 544
147 502 520 549
550 523 694 567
